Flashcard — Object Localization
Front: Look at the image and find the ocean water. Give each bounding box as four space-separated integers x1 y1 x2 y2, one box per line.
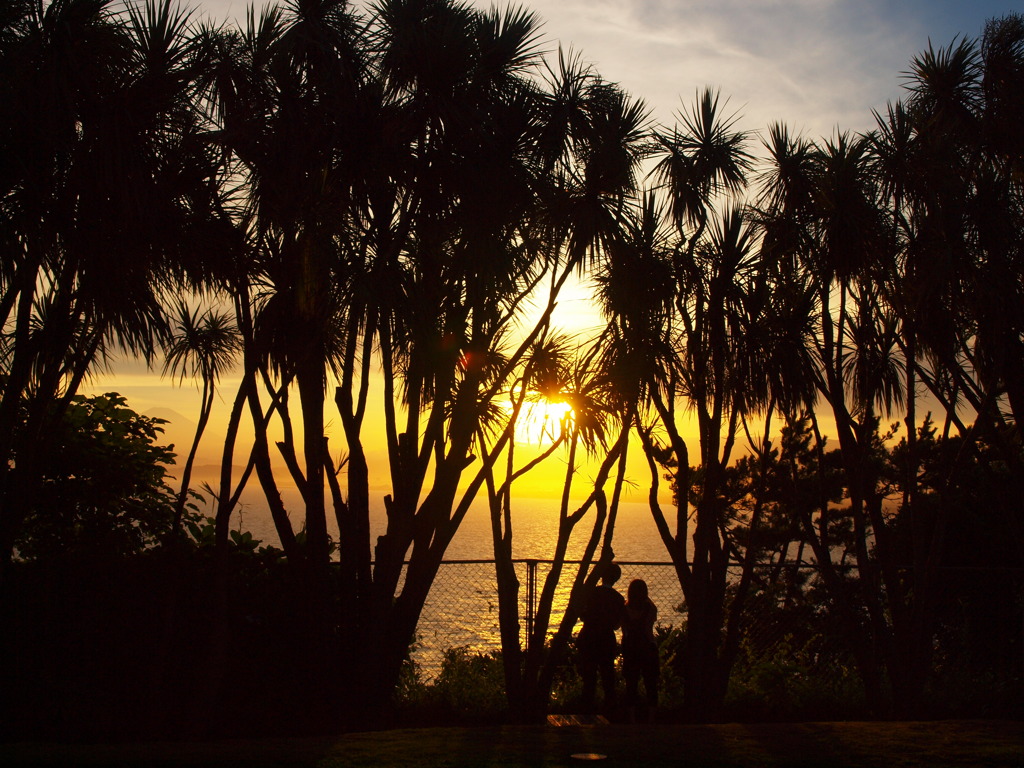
207 489 687 678
220 486 674 560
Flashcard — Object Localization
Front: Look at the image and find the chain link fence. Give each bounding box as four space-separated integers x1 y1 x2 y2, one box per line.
409 559 1024 695
411 560 688 678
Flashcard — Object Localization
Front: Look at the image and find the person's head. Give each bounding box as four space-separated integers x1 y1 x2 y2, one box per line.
627 578 648 604
601 562 621 586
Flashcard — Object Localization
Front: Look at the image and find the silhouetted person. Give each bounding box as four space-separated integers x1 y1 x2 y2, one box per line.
622 578 659 722
577 561 625 713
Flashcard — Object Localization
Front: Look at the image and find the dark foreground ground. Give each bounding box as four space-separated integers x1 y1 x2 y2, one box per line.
2 720 1022 767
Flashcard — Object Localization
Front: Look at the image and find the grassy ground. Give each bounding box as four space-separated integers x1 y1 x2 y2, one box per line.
2 720 1021 767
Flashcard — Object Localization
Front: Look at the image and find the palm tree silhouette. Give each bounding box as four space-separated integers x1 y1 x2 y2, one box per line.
0 0 219 572
162 302 240 536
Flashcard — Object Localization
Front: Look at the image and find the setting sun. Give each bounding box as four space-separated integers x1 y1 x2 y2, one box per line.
513 396 574 446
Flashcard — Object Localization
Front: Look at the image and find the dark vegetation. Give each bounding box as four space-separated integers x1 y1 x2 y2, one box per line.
1 401 1020 739
1 0 1022 740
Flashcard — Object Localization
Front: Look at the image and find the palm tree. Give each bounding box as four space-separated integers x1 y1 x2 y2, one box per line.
206 0 658 720
359 4 654 717
208 0 369 570
0 0 220 573
865 20 1024 715
607 102 824 722
653 88 751 265
754 119 909 713
623 89 774 718
162 302 241 535
470 329 631 718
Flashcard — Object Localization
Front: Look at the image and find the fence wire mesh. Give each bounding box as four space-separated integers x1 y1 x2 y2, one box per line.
412 560 689 678
408 560 1024 687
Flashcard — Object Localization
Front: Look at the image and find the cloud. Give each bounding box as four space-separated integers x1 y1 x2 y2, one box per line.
518 0 932 140
193 0 1004 141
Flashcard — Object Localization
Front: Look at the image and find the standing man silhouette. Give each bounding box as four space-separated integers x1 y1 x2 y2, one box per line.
576 561 625 713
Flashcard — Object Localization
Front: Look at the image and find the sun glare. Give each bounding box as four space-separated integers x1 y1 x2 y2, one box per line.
514 396 574 446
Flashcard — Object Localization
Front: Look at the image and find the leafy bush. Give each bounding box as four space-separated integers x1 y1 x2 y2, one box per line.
435 646 508 720
398 646 508 724
15 393 185 560
653 625 687 711
725 634 865 721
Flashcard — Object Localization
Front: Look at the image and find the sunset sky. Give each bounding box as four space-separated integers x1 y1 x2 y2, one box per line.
192 0 1020 138
91 0 1020 499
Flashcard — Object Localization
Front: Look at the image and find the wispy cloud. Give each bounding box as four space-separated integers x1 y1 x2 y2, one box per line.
192 0 1012 139
517 0 964 139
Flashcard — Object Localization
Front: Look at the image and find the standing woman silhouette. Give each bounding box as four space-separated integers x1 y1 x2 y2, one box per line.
621 578 659 722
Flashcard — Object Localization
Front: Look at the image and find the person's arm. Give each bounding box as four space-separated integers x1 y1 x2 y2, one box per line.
613 593 626 630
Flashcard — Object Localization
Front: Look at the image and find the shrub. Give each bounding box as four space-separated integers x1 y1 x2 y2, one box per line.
724 634 865 721
398 646 508 724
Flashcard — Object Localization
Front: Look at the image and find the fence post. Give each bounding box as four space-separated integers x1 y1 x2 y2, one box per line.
525 559 537 653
